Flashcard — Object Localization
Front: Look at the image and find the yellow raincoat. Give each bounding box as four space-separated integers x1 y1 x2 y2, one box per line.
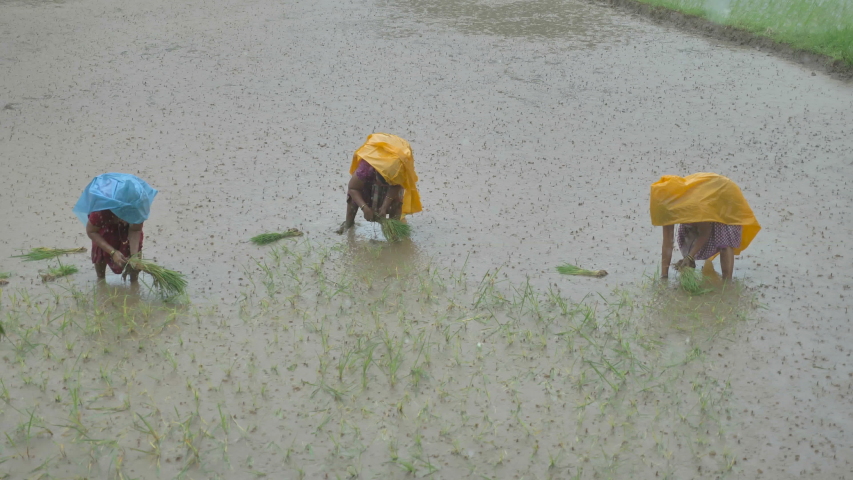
350 133 422 215
650 173 760 255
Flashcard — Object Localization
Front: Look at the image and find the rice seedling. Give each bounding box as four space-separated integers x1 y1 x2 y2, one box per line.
124 254 187 298
217 404 231 435
131 412 163 463
0 271 11 279
40 265 79 282
394 458 417 474
378 218 411 242
0 239 761 479
13 247 86 261
250 228 303 245
678 268 712 295
556 263 608 278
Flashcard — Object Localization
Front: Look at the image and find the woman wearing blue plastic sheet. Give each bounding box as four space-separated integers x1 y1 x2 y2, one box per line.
72 173 158 282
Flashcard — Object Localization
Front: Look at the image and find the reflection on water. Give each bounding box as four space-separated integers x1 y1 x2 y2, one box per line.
380 0 628 42
95 280 131 299
93 275 170 304
701 258 722 285
56 280 188 338
647 273 757 337
353 220 389 242
342 226 426 283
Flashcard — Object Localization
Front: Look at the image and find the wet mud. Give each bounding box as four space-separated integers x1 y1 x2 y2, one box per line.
1 0 852 478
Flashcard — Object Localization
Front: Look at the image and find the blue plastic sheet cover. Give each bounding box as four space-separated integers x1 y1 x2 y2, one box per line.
72 173 158 225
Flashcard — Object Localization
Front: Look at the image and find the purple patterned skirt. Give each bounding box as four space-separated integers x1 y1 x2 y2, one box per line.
678 223 742 260
347 160 382 205
347 160 402 208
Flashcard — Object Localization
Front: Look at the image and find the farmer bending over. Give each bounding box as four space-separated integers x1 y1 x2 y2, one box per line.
650 173 760 281
336 133 422 234
73 173 158 282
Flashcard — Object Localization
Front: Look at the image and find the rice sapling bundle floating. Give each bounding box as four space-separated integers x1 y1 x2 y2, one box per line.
379 218 411 242
40 265 79 282
678 267 711 295
556 263 608 278
250 228 303 246
0 272 10 286
124 254 187 298
13 247 86 261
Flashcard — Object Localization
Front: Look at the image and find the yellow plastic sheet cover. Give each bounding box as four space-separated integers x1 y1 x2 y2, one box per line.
650 173 760 255
350 133 422 215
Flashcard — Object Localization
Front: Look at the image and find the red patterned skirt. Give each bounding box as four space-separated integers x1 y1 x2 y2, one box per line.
88 210 144 274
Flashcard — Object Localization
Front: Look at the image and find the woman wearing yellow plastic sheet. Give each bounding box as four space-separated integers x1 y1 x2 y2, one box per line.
650 173 760 281
335 133 422 234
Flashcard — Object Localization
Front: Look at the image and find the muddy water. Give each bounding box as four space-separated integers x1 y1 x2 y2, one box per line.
1 0 852 477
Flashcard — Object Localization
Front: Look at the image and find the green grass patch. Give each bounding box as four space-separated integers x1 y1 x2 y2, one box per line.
635 0 853 65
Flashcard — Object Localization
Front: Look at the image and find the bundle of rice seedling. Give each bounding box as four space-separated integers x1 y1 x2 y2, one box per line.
556 263 608 277
125 255 187 298
13 247 86 261
40 265 79 282
379 218 411 242
677 267 711 295
0 272 10 286
250 228 303 246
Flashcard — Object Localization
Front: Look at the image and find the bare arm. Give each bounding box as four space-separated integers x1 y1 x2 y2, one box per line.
661 225 674 278
347 174 375 221
347 175 367 207
87 221 117 255
87 221 126 266
128 223 143 257
378 185 402 216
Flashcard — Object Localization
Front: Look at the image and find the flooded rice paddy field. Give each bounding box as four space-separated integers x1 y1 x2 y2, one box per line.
1 0 852 478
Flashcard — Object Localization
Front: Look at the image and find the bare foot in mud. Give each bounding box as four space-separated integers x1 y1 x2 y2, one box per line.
335 221 353 235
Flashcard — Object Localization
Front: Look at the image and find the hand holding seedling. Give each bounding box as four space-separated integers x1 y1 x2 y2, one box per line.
121 263 138 282
361 205 376 222
111 250 128 267
673 256 695 271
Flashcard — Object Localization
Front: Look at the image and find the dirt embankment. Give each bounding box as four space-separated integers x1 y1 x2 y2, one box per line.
589 0 853 80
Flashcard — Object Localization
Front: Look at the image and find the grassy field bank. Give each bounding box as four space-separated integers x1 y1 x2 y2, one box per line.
0 240 757 478
631 0 853 65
